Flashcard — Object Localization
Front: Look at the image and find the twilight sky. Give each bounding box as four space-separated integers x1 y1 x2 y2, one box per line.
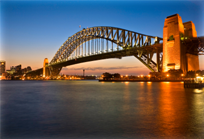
1 0 204 76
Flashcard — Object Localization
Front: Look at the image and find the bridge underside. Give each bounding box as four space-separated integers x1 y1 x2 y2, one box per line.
182 37 204 55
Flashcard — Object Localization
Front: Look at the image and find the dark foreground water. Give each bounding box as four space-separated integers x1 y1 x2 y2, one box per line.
1 80 204 139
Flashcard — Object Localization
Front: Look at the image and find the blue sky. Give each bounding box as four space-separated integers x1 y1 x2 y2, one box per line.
1 0 204 75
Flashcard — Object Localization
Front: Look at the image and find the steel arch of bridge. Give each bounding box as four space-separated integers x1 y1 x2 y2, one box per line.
50 26 163 72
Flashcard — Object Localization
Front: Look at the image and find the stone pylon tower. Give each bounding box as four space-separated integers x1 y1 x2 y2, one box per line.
163 14 199 73
43 58 49 77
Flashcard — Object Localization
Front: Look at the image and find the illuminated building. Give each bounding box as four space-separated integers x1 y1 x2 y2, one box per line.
6 66 15 75
163 14 199 73
0 60 6 75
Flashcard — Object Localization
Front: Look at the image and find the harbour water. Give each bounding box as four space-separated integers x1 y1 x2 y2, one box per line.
1 80 204 139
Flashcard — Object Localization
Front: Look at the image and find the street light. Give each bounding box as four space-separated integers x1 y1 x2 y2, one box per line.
148 75 151 80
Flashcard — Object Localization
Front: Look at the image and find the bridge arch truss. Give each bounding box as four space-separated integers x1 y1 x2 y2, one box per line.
50 26 163 72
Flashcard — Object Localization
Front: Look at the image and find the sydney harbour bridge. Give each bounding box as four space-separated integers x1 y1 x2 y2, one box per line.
26 14 204 77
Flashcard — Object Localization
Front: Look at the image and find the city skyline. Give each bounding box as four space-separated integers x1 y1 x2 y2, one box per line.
1 1 204 75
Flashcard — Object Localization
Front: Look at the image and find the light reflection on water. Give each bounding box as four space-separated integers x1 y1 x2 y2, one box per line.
1 80 204 139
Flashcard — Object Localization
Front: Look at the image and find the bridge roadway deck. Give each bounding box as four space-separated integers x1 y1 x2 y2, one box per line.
52 44 162 67
26 43 162 76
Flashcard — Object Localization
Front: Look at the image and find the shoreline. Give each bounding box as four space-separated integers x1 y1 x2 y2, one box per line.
99 80 184 82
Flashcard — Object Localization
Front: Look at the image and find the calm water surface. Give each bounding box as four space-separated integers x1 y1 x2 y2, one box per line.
1 80 204 139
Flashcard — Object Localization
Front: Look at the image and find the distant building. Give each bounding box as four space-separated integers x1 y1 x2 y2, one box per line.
27 66 32 71
0 60 6 75
6 64 32 77
6 66 16 75
22 66 32 74
15 65 21 74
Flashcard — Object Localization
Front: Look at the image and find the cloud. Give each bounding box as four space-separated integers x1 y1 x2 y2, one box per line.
62 66 141 71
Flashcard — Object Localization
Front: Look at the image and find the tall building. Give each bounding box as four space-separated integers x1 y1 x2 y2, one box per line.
0 61 6 75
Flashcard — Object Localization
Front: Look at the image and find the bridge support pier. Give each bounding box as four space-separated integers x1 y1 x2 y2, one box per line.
163 14 199 74
156 50 162 72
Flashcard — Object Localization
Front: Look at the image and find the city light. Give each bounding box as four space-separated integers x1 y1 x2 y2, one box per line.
167 74 169 77
193 89 203 93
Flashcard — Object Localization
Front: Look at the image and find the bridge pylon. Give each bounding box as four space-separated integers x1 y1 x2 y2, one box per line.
43 58 49 77
163 14 199 74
